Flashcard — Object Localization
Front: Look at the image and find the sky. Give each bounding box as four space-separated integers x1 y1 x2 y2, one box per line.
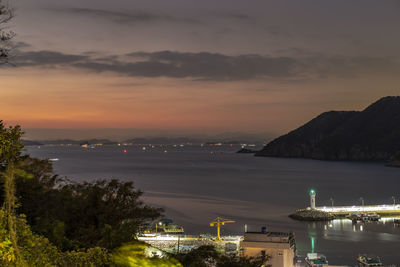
1 0 400 139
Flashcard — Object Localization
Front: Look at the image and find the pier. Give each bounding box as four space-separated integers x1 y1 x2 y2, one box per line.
317 204 400 216
290 189 400 221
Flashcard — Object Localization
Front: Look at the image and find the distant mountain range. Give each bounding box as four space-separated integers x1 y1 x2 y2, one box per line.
23 139 118 146
256 96 400 167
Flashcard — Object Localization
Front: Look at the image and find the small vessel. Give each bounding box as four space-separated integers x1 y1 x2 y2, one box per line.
305 253 328 266
357 255 383 266
394 219 400 224
365 213 381 222
49 158 59 161
143 218 184 235
349 213 381 222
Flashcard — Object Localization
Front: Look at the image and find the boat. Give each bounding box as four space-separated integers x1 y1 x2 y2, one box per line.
305 253 328 266
357 255 383 266
365 213 381 222
143 218 184 235
349 213 381 222
394 219 400 224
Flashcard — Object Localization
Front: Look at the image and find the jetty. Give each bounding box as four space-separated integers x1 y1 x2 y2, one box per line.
290 189 400 221
317 204 400 216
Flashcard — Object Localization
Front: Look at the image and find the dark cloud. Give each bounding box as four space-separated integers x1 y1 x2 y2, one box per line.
82 51 298 80
13 42 32 49
53 8 202 25
12 50 400 81
14 50 88 66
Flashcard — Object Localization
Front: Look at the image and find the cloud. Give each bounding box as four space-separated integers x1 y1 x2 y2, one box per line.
13 42 32 49
10 49 400 81
14 50 88 66
52 8 202 25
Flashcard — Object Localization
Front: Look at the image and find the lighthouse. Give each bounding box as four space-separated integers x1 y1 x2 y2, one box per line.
309 189 316 209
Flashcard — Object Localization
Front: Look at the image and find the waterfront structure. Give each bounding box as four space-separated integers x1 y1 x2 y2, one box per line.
296 189 400 220
310 189 316 210
305 253 328 266
209 217 235 241
139 234 242 254
240 227 296 267
144 218 184 234
317 204 400 216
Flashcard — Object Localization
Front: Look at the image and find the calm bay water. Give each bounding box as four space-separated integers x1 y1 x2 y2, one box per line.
27 145 400 265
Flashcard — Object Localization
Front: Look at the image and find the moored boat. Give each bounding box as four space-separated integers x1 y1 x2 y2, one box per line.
349 213 381 222
357 255 383 266
305 253 328 266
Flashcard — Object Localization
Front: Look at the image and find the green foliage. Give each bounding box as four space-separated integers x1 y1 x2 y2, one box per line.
11 159 163 251
173 245 271 267
0 123 162 265
62 247 111 267
0 122 26 265
0 209 15 263
0 208 112 267
112 242 182 267
0 122 23 165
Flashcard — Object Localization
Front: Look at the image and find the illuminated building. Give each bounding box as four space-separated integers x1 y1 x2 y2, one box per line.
240 227 296 267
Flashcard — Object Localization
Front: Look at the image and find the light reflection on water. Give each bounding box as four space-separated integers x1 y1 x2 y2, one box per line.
27 145 400 265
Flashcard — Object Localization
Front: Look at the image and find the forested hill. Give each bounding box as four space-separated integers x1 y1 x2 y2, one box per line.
255 96 400 164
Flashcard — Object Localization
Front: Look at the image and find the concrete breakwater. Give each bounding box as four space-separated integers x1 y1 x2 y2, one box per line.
289 209 337 221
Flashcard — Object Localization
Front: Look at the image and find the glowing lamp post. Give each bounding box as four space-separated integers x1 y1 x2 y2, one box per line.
309 189 316 210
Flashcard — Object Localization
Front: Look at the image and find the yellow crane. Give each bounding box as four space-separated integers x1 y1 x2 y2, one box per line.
210 217 235 241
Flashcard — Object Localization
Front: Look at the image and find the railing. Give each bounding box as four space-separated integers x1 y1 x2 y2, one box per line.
316 204 400 214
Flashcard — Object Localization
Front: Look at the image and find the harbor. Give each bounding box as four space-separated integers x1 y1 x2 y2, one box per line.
137 213 400 266
28 145 400 264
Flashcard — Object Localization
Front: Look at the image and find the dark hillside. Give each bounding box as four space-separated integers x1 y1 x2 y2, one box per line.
256 96 400 161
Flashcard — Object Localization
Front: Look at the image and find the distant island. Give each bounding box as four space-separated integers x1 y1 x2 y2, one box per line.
23 136 268 147
255 96 400 167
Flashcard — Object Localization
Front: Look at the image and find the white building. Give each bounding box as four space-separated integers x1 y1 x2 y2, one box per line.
240 227 296 267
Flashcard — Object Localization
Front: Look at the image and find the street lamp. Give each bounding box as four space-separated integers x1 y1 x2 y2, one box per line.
360 197 364 211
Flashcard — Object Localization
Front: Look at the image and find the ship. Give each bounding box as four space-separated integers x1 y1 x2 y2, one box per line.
349 213 381 222
143 218 184 235
305 253 328 266
357 255 383 266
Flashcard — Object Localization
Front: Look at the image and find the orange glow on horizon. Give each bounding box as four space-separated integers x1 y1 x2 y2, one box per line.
2 67 400 135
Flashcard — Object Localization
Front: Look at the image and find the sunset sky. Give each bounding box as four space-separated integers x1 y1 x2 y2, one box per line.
2 0 400 139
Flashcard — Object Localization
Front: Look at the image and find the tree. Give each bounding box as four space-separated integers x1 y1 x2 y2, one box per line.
0 208 112 266
0 0 14 63
0 122 26 265
12 167 163 250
